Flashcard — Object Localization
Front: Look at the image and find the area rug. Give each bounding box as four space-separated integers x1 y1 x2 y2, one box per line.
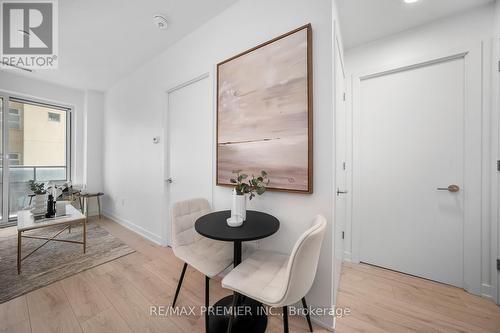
0 222 135 303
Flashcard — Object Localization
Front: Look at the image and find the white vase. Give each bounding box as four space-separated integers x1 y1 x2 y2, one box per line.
228 190 246 227
236 195 246 221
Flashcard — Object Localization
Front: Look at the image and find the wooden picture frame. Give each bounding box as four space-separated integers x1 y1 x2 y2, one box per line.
216 24 313 193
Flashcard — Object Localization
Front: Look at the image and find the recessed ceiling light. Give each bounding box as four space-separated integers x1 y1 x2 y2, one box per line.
152 14 168 30
404 0 419 3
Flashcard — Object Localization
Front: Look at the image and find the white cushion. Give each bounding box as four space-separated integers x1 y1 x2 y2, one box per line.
222 215 327 307
174 237 233 278
171 198 233 278
171 198 211 248
222 250 289 306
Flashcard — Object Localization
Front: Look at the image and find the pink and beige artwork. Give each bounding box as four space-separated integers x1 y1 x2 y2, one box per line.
216 25 312 193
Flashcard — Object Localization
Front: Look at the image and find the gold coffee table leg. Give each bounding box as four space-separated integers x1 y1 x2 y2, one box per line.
17 231 21 274
83 219 87 254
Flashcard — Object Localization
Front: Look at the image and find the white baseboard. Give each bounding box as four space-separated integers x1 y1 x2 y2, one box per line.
102 210 163 245
481 283 493 301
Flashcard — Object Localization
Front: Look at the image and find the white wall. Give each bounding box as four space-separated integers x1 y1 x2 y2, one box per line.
495 0 500 34
83 90 104 192
83 90 104 215
344 3 496 300
103 0 335 327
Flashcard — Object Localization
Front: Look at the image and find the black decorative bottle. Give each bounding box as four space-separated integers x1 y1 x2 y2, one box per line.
45 194 56 218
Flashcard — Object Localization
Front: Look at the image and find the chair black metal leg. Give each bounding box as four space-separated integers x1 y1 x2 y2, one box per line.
226 292 239 333
283 306 289 333
172 263 187 307
302 297 313 332
205 276 210 333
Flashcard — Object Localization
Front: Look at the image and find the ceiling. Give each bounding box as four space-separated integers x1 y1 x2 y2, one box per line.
337 0 494 49
3 0 237 91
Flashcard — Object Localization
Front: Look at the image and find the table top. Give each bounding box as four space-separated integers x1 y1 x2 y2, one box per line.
195 210 280 242
80 192 104 198
17 205 86 232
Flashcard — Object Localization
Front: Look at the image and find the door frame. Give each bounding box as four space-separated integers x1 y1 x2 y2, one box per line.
349 43 484 295
333 20 347 306
0 92 9 225
162 72 212 246
493 36 500 305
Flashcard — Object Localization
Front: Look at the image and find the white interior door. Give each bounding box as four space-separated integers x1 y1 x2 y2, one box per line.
166 75 212 228
353 51 482 289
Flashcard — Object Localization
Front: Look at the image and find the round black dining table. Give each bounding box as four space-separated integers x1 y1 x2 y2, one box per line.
195 210 280 333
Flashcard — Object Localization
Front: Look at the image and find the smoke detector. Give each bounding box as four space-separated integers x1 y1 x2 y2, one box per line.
153 14 168 29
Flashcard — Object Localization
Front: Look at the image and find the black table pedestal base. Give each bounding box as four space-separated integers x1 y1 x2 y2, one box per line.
208 295 267 333
195 211 279 333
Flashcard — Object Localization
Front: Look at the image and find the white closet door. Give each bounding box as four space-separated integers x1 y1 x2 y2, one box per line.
166 76 212 212
357 57 467 287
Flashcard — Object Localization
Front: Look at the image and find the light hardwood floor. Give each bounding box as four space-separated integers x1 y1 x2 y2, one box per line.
335 262 500 332
0 218 326 333
2 218 499 333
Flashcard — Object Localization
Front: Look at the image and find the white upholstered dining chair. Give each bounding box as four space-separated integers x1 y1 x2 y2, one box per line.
170 198 233 332
222 215 327 333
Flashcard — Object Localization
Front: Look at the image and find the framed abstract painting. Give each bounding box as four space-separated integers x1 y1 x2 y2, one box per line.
216 24 313 193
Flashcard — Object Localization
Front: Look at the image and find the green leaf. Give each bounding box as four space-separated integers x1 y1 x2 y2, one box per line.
237 175 243 181
261 170 267 176
241 174 248 179
230 178 237 184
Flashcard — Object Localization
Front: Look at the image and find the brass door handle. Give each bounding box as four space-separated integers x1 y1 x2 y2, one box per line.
437 185 460 192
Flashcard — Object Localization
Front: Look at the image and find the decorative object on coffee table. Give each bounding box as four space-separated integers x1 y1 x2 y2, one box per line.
28 180 47 215
45 194 56 218
217 24 313 193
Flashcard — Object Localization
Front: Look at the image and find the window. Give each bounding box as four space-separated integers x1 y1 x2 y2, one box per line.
4 98 71 222
48 112 60 122
8 108 21 129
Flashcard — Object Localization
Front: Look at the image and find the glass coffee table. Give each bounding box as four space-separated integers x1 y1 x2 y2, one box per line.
17 204 87 274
